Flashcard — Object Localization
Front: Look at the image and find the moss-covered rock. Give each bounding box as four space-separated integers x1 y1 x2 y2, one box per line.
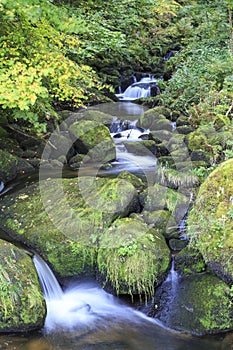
175 247 206 275
97 217 170 296
152 272 233 335
142 209 171 230
0 240 46 332
0 149 35 183
124 140 156 155
69 120 116 163
176 125 193 135
176 115 190 127
117 170 146 191
155 165 199 190
187 158 233 284
140 184 189 217
166 134 186 152
0 177 139 278
138 107 172 131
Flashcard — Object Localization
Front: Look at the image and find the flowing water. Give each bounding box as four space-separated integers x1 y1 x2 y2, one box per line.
115 77 158 101
0 102 232 349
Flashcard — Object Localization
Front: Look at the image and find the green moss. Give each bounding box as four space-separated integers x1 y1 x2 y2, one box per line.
156 165 199 189
69 120 116 163
175 247 206 276
0 240 46 332
98 217 170 297
117 170 146 191
161 272 233 335
0 149 18 180
0 177 138 278
187 159 233 282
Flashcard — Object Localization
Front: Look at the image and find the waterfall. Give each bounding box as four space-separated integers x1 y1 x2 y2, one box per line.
33 255 63 300
33 255 165 332
165 256 179 293
115 76 158 101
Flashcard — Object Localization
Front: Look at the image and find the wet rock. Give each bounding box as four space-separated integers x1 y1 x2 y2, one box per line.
98 217 170 296
176 125 193 135
117 170 146 191
187 158 233 284
0 240 46 332
69 120 116 163
151 272 233 335
0 149 35 183
175 247 206 276
0 177 139 278
124 140 156 155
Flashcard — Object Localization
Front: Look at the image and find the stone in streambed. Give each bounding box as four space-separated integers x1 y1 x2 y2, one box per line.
97 217 170 296
0 240 46 332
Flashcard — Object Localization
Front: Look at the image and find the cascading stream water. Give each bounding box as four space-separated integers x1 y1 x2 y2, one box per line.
33 254 167 334
115 77 158 101
108 117 157 182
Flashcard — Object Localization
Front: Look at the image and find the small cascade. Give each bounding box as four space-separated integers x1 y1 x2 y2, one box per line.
0 182 4 193
33 255 63 300
33 255 165 333
165 256 179 293
116 76 158 101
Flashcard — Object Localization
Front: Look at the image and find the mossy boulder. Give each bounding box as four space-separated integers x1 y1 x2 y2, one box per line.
97 217 170 296
69 120 116 163
176 125 193 135
187 158 233 284
124 140 156 155
137 107 172 131
0 177 139 278
117 170 146 191
0 149 35 183
82 109 114 127
155 166 199 191
0 240 46 332
166 134 186 152
59 108 113 126
152 272 233 335
140 184 189 217
176 115 190 127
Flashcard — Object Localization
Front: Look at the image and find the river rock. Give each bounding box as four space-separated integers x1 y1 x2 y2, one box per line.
0 177 139 278
138 108 172 132
0 240 46 332
175 247 206 275
69 120 116 163
0 149 35 183
187 158 233 284
97 217 170 296
151 272 233 335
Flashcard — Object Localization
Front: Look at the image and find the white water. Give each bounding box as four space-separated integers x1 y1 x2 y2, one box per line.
116 77 158 101
33 255 166 333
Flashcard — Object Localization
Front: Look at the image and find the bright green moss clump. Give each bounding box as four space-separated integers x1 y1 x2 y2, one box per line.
0 240 46 332
98 217 170 297
187 158 233 283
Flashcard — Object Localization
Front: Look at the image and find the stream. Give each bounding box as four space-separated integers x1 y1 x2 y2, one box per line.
0 102 232 350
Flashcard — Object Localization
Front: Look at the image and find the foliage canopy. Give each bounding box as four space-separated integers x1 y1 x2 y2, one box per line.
0 0 232 132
